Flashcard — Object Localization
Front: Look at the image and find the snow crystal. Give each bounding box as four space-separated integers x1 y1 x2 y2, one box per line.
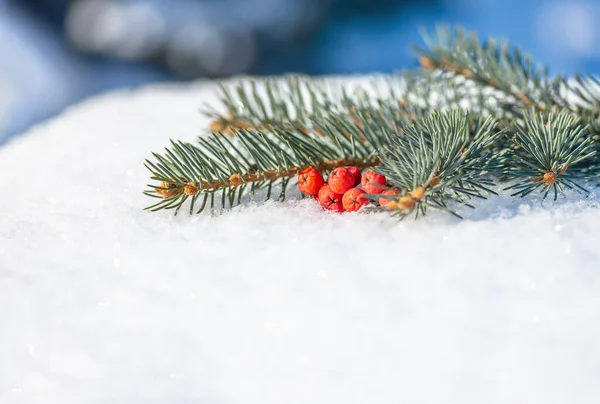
1 79 600 404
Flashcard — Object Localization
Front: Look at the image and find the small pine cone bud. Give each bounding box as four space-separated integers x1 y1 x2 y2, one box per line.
210 120 227 132
386 201 399 210
543 172 556 186
460 68 474 78
419 56 437 70
386 195 416 211
229 174 243 187
184 182 200 196
265 170 279 180
428 176 440 188
398 195 416 210
409 186 426 201
156 181 183 198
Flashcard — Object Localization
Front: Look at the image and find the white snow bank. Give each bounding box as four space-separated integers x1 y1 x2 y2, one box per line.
1 79 600 404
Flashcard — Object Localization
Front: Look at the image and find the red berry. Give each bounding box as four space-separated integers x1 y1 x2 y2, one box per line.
342 188 368 212
329 167 355 194
327 202 344 213
317 184 343 209
379 187 400 207
361 170 387 194
298 167 324 195
345 166 362 186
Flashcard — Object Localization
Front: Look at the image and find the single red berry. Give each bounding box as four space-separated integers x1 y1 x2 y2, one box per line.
361 170 387 194
345 166 362 186
342 188 368 212
298 167 325 195
317 184 343 209
379 187 400 207
329 167 355 194
327 202 344 213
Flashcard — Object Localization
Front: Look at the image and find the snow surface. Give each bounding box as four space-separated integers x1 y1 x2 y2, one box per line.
1 78 600 404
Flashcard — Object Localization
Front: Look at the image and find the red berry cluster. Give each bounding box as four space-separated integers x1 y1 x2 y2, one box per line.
298 166 398 213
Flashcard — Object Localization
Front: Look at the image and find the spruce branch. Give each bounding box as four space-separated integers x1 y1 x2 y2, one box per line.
202 76 345 134
203 69 499 139
370 110 505 218
145 25 600 220
144 125 380 214
413 26 600 135
414 26 566 113
503 110 597 200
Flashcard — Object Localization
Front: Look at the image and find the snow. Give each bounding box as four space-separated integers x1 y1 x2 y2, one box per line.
1 78 600 404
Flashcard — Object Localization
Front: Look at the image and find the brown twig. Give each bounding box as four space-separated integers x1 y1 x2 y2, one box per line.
155 157 380 197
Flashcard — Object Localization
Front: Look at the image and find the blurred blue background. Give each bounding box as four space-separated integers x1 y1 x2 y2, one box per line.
1 0 599 144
